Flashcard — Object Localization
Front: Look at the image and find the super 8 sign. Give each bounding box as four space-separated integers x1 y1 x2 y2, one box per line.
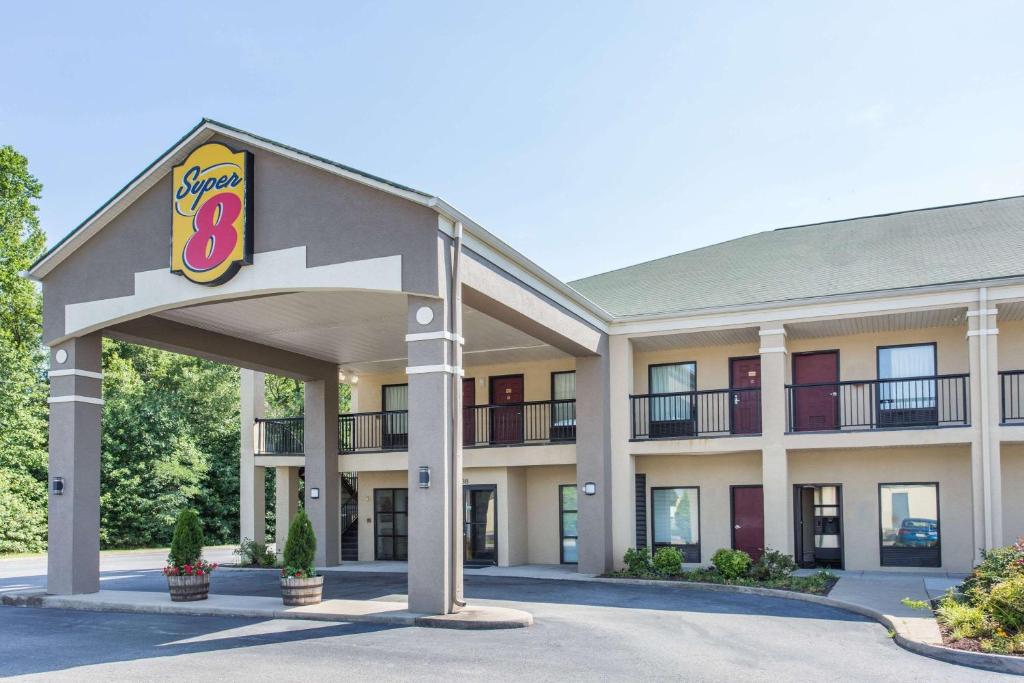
171 143 253 285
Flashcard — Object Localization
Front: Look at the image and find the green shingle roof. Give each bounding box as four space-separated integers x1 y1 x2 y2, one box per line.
568 195 1024 318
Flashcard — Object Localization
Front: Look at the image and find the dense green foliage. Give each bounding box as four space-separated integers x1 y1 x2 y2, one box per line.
614 546 832 594
711 548 752 579
283 508 317 572
652 546 682 575
169 509 205 567
0 146 48 553
938 538 1024 654
235 537 278 567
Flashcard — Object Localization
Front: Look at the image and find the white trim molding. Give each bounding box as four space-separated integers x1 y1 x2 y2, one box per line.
404 331 465 344
48 395 104 406
759 346 788 354
758 328 787 336
967 329 999 337
966 309 999 317
47 369 103 379
405 364 464 376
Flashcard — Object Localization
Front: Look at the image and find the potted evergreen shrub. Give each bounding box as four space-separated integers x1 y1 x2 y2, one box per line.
280 509 323 605
163 509 218 601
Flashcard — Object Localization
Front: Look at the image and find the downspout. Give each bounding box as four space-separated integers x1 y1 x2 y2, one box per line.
449 221 466 610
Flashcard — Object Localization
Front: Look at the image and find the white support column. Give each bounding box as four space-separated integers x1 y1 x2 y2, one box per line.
759 324 791 555
608 334 635 569
305 370 340 566
406 294 458 614
275 466 299 557
968 294 1002 555
239 369 266 545
47 333 103 595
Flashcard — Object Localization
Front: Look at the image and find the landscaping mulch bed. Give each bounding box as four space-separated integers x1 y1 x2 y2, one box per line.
937 623 986 653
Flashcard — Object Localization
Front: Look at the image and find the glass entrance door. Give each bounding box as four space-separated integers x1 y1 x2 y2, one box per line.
795 484 843 568
464 485 498 566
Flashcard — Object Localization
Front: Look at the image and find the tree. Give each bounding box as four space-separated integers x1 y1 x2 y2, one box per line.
0 146 48 553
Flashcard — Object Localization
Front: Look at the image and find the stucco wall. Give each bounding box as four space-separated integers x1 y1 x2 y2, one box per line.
525 465 577 564
635 452 762 565
632 341 760 394
789 445 974 572
357 357 577 411
787 325 968 382
998 320 1024 372
1003 444 1024 546
356 470 408 562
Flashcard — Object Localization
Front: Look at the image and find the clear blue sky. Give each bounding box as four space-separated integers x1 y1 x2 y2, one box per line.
4 2 1024 281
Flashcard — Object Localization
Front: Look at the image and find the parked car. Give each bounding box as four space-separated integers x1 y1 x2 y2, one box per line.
896 518 938 547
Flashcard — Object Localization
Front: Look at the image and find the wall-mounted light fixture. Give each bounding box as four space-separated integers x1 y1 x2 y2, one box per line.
51 477 65 495
310 487 321 500
419 466 431 488
582 482 597 496
350 375 359 385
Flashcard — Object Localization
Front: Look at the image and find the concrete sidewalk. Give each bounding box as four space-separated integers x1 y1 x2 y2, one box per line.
1 589 533 630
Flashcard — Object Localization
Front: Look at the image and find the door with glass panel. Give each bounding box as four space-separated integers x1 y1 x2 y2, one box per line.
550 371 576 442
559 485 578 563
648 363 697 438
381 383 408 449
374 488 408 560
877 344 937 427
651 486 700 562
794 484 843 568
464 485 498 566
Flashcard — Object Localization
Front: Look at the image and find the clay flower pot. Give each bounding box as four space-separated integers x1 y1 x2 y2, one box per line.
280 575 324 606
167 573 211 602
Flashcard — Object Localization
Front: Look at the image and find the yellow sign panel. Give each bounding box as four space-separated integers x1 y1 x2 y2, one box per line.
171 143 253 285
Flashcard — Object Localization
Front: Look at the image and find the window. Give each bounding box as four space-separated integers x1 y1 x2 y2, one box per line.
559 485 578 563
551 371 576 441
382 384 408 449
877 344 936 411
651 486 700 562
648 363 697 436
879 483 940 567
374 488 408 560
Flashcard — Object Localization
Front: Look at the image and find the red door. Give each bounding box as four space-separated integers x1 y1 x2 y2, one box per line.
792 351 839 431
489 375 524 444
730 356 761 434
732 486 765 561
463 378 476 447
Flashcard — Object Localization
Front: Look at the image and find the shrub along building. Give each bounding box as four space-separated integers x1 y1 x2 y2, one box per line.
32 120 1024 614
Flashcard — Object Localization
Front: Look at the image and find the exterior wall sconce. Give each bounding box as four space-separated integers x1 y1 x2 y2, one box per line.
309 487 320 500
582 482 597 496
419 466 431 488
51 477 65 495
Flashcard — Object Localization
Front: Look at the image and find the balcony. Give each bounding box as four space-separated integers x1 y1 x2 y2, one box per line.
629 388 762 440
1000 370 1024 424
785 374 969 432
254 398 576 455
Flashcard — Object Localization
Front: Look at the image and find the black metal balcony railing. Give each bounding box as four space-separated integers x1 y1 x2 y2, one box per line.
629 388 762 439
463 399 576 447
1000 370 1024 423
255 399 576 455
255 417 304 455
785 374 969 432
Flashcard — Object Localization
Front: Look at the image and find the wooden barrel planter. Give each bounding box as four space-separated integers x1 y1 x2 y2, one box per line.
280 575 324 606
167 574 210 602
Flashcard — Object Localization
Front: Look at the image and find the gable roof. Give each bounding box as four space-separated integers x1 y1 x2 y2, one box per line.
568 195 1024 318
28 118 435 279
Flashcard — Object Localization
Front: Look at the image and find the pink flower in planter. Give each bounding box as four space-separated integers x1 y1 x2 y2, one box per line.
196 569 204 576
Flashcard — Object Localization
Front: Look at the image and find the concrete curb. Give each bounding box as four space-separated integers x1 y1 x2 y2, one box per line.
0 590 532 631
592 577 1024 676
